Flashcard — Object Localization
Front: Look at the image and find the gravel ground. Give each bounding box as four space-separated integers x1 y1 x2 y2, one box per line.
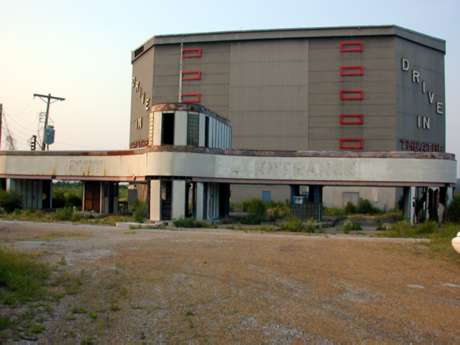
0 220 459 345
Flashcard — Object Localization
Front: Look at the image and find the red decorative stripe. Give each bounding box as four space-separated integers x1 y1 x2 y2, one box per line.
339 114 365 125
182 70 202 81
340 41 364 53
340 65 364 76
339 138 364 150
182 48 203 59
181 92 202 104
340 89 364 101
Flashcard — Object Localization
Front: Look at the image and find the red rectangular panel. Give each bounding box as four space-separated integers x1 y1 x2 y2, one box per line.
339 114 364 125
340 40 364 53
181 70 202 81
339 138 364 150
340 89 364 101
340 65 364 76
182 48 203 59
181 92 202 104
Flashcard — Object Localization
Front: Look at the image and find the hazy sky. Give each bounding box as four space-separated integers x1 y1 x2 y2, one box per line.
1 0 459 173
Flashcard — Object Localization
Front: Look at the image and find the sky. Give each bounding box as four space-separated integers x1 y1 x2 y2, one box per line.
1 0 459 174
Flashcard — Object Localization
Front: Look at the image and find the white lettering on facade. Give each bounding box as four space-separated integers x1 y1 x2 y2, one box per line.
136 117 143 129
417 115 431 130
401 57 444 124
401 58 410 71
436 102 444 115
412 70 420 83
132 77 151 112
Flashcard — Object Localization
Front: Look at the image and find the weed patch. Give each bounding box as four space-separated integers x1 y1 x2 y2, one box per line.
0 247 49 305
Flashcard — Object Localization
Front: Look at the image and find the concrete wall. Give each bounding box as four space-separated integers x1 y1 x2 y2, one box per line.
308 37 397 151
1 150 455 187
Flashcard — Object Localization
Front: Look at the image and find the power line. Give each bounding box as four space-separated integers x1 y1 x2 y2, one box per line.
2 113 35 137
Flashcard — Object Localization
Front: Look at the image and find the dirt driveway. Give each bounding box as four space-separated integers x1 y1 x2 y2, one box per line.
1 220 460 345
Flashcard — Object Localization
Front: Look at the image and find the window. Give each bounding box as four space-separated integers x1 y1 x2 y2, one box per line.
161 113 175 145
205 116 209 148
187 113 199 146
261 191 271 202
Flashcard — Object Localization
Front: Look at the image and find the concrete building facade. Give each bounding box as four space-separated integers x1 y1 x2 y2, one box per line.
129 26 446 208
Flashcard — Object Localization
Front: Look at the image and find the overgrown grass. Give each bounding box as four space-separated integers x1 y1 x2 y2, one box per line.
377 221 437 238
377 222 460 262
428 223 460 261
173 217 212 228
0 247 50 305
0 209 133 226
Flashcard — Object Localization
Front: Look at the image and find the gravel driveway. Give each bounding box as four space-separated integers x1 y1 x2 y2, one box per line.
1 220 459 345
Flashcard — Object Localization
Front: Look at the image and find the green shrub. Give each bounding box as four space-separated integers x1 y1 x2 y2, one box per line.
243 198 266 217
66 194 82 208
356 198 381 214
266 204 290 221
447 195 460 223
324 207 346 217
344 202 356 214
52 190 66 209
281 216 304 232
239 198 267 224
342 219 362 233
173 217 210 228
305 218 318 233
240 214 263 225
55 207 74 221
0 316 11 330
0 190 22 213
132 201 148 223
344 199 381 215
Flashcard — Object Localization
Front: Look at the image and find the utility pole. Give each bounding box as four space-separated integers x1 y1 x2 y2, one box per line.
33 93 65 150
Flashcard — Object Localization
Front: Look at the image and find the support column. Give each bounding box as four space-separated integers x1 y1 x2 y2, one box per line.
446 186 454 208
403 186 416 225
196 182 205 220
149 179 161 221
172 180 186 219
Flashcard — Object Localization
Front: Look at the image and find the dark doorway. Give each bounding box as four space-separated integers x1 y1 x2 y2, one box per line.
160 180 172 220
84 181 101 212
161 113 175 145
0 179 6 191
42 180 52 209
219 184 230 218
